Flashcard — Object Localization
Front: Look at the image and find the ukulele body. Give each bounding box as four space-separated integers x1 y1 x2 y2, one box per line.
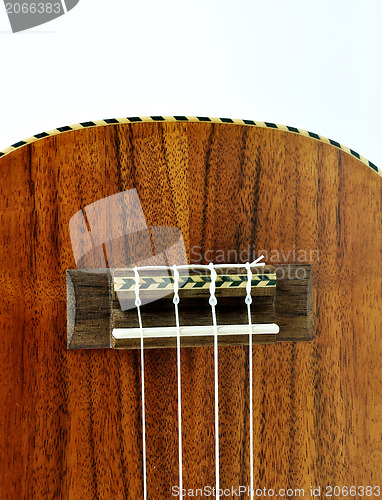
0 119 381 499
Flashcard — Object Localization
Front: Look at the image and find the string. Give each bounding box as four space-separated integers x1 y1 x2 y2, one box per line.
134 266 147 500
172 265 183 499
208 262 219 496
132 257 264 500
245 262 254 498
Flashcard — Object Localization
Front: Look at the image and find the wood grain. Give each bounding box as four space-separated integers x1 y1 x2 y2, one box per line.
0 121 381 499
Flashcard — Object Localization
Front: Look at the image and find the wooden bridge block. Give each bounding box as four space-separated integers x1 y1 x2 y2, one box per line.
67 264 312 349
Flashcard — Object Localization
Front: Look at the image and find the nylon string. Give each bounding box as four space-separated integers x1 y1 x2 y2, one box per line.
172 265 183 498
208 262 220 495
134 266 147 500
133 259 265 499
245 262 254 497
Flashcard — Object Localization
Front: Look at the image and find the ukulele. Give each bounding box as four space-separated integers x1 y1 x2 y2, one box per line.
0 117 380 499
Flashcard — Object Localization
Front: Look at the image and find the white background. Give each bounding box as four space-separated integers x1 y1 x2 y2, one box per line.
1 0 382 166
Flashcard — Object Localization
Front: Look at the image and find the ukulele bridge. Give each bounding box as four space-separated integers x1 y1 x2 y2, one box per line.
67 264 312 349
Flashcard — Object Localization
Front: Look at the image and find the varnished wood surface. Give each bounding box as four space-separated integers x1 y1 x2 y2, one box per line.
0 121 381 499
